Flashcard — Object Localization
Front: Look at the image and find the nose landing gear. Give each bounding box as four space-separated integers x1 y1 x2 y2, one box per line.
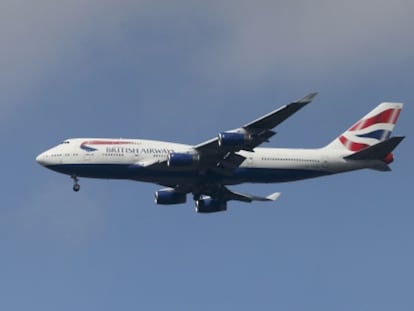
71 175 80 192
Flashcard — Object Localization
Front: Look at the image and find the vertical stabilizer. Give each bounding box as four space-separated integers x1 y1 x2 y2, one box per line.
324 102 403 153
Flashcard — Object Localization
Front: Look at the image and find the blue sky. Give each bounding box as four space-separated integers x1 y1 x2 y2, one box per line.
1 0 413 309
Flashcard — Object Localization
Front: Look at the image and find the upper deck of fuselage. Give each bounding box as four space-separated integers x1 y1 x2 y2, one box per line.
36 138 194 166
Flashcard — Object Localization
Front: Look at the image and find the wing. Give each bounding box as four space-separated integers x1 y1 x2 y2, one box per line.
151 93 316 207
194 92 317 172
182 183 281 203
221 188 281 203
195 185 281 213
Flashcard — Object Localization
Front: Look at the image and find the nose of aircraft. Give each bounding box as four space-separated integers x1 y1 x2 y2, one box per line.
36 152 47 166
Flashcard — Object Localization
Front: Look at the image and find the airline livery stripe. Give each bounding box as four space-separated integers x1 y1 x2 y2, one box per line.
80 144 97 152
80 140 135 152
349 108 401 131
82 140 134 145
339 135 369 152
356 130 391 140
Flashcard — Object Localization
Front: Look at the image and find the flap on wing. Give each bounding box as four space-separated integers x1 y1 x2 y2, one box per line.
217 153 246 169
229 190 281 202
211 186 281 203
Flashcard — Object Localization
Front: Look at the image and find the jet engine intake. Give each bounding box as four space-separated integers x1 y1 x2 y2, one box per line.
195 198 227 213
167 152 199 167
155 189 187 205
218 132 252 147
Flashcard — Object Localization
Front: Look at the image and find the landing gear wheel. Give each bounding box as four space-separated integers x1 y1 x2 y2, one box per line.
73 183 80 192
71 175 80 192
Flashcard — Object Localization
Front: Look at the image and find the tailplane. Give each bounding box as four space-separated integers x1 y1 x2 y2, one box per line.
344 136 405 171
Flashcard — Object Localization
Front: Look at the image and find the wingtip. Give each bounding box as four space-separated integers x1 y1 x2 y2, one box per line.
296 92 318 104
266 192 281 201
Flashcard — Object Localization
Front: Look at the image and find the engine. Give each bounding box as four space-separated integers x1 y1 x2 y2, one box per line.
167 152 199 167
218 132 252 147
155 189 187 205
195 198 227 213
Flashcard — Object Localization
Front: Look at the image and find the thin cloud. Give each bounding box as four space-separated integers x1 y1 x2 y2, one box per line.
197 0 414 83
1 0 412 121
0 0 139 121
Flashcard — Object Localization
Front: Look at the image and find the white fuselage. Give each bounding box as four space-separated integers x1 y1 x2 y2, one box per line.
36 138 380 187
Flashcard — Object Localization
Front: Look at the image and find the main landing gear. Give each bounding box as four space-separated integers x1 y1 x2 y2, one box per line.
71 175 80 192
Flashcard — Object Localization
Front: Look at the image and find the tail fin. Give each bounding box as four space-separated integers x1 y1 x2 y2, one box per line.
325 102 403 153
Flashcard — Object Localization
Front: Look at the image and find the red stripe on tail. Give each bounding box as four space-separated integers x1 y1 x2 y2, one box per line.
349 108 400 131
339 136 369 152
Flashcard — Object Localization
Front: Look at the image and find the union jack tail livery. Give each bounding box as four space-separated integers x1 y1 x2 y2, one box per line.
326 102 403 151
324 102 404 170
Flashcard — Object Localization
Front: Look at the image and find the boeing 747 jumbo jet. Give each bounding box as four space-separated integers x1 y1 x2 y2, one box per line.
36 93 404 213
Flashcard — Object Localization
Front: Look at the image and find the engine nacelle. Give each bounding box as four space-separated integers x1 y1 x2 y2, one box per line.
167 152 199 167
195 198 227 213
155 189 187 205
218 132 252 147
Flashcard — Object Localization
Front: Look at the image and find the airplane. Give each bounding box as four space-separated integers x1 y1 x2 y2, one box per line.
36 93 404 213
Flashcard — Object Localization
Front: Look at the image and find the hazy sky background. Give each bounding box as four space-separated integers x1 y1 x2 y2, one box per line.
1 0 413 310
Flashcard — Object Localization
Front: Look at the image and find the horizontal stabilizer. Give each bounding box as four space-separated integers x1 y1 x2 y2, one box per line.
344 136 405 161
370 162 392 172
